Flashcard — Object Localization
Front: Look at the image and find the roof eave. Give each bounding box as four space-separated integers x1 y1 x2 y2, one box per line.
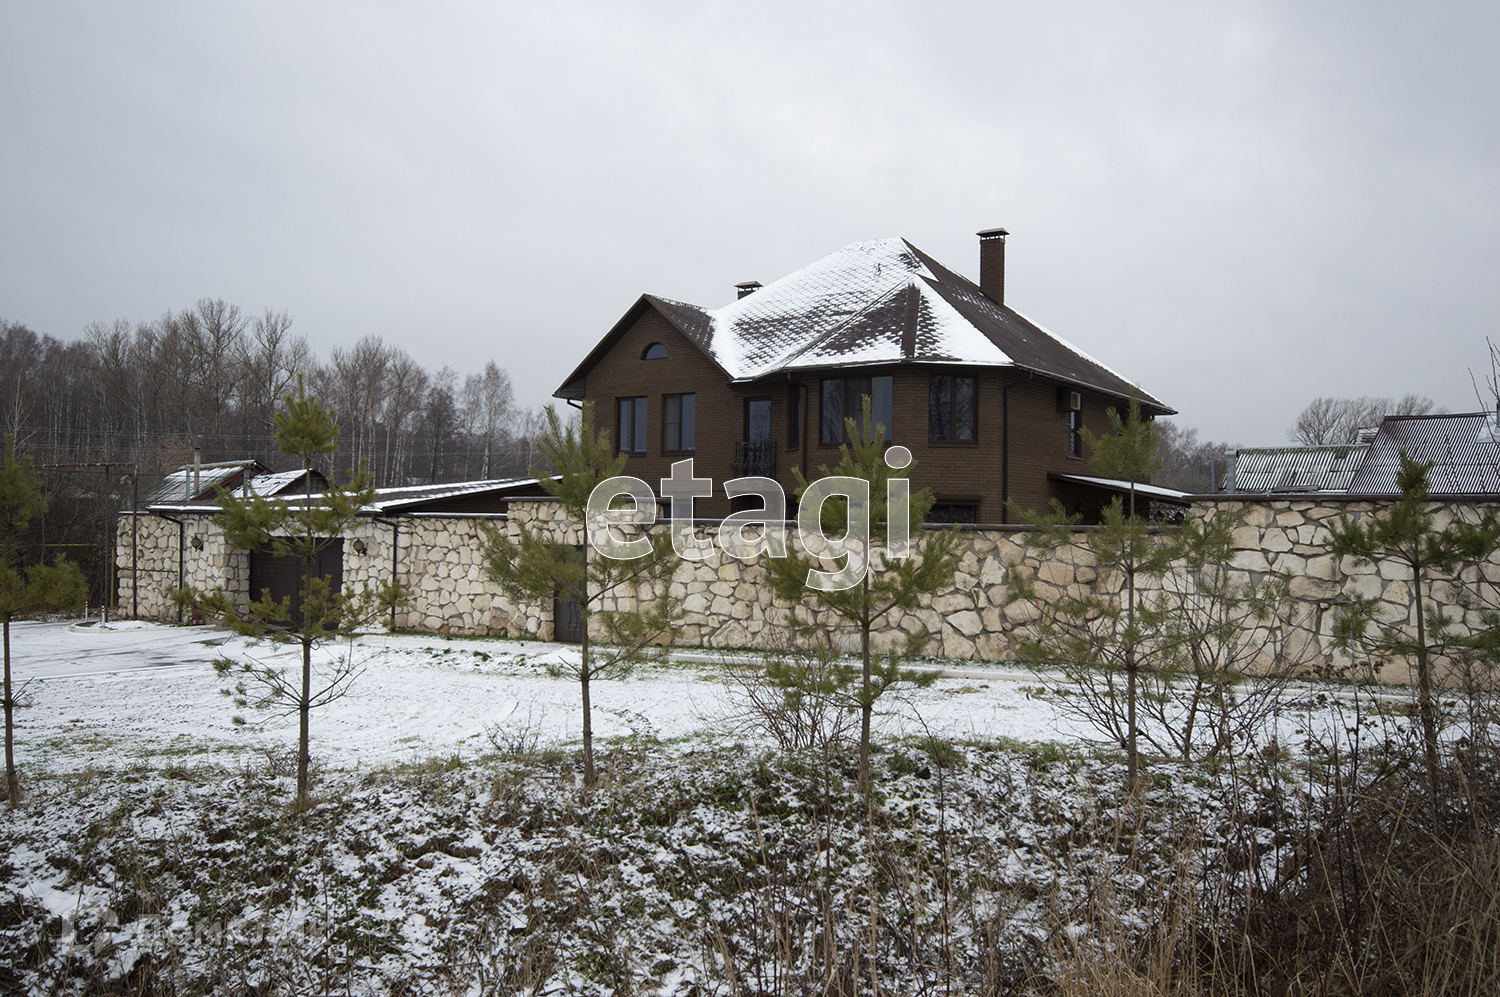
728 358 1174 414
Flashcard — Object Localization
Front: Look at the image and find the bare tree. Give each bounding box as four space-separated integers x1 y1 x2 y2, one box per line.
461 362 516 479
0 322 43 443
1470 337 1500 411
418 367 459 483
381 350 427 486
185 299 250 438
82 320 140 460
1288 394 1437 446
240 310 308 437
326 336 393 475
1153 419 1235 493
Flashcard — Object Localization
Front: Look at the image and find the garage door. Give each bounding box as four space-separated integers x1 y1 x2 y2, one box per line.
248 539 344 628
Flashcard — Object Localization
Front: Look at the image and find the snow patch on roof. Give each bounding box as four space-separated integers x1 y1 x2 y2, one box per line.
246 470 306 496
366 477 541 512
1052 474 1191 501
705 238 932 379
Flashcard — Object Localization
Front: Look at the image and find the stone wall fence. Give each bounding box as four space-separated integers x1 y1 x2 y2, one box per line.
117 494 1500 684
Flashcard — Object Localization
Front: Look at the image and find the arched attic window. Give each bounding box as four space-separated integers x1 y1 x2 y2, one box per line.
642 342 668 360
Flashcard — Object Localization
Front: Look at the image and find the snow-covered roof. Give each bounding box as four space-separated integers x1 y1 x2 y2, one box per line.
1050 474 1192 503
363 477 546 513
144 461 271 505
560 237 1171 411
244 470 307 496
144 476 549 515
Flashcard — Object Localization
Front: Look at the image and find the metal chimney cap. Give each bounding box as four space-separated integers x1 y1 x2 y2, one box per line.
977 227 1010 239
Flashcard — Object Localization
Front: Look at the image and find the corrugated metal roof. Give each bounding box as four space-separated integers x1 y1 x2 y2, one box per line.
1228 445 1370 494
144 461 269 505
559 237 1172 412
1347 412 1500 494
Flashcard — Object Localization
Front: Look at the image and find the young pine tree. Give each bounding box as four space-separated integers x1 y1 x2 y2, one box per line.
481 402 679 787
1329 451 1500 821
178 383 403 806
763 398 960 794
0 435 87 804
1011 391 1170 791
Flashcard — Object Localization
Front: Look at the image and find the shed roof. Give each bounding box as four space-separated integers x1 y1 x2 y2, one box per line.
362 477 549 514
1226 445 1371 494
144 461 287 505
1347 412 1500 494
144 476 550 516
1049 473 1192 504
559 237 1171 412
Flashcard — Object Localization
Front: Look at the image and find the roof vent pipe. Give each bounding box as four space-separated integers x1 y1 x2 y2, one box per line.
977 227 1009 308
734 281 762 299
192 438 202 498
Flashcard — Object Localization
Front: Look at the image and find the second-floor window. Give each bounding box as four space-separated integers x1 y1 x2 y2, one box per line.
929 375 976 442
1066 410 1082 458
821 375 893 444
663 393 695 452
618 396 647 453
787 384 802 451
746 398 772 442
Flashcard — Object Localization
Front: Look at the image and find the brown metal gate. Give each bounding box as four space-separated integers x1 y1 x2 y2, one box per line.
552 545 585 643
248 539 344 627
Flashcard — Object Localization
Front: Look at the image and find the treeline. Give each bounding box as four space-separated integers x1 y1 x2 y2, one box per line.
0 298 549 605
0 298 546 489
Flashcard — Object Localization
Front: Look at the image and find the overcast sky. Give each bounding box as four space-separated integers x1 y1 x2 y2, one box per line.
2 2 1495 445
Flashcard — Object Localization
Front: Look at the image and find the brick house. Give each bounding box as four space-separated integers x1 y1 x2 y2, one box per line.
556 230 1176 523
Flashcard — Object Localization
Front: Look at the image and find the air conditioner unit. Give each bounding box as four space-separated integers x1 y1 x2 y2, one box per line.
1058 389 1082 413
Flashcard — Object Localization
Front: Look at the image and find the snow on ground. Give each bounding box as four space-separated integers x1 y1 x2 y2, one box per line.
0 619 1426 995
8 620 1095 775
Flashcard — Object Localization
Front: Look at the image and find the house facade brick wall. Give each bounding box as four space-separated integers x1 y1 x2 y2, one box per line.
581 302 1124 522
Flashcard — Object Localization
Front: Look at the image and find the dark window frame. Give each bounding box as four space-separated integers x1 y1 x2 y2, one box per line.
786 384 802 451
642 342 668 360
745 396 773 443
618 396 647 454
663 392 696 453
820 374 893 446
926 501 980 525
1066 409 1082 459
928 373 978 444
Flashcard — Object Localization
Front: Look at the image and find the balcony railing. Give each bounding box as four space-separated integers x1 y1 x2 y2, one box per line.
732 441 776 479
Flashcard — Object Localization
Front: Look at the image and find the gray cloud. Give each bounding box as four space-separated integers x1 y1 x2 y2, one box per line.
2 1 1495 445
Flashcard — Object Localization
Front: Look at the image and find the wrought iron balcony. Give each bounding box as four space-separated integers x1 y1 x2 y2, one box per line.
732 441 776 478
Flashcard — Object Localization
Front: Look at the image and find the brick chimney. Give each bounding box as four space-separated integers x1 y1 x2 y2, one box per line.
977 227 1009 307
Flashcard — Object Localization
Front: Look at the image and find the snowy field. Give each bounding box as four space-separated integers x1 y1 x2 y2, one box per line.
0 620 1438 995
7 619 1099 775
